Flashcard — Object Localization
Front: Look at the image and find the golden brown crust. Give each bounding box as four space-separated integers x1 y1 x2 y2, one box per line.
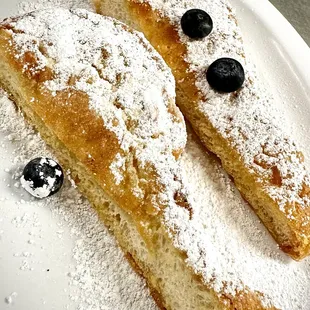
0 11 187 231
115 0 310 261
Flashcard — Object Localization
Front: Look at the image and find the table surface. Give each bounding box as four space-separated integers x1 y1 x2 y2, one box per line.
269 0 310 46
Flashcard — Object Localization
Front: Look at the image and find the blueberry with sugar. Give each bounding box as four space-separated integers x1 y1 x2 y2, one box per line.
206 58 245 93
181 9 213 39
20 157 64 198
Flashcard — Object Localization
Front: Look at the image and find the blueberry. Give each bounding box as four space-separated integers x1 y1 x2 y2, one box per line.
20 157 64 198
206 58 245 93
181 9 213 39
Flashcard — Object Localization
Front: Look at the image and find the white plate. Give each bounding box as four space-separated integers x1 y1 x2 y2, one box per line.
0 0 309 309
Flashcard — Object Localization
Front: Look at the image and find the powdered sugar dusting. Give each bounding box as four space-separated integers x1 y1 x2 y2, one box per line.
140 0 310 225
20 176 50 198
5 292 18 305
1 5 188 309
164 128 310 309
110 153 126 185
5 7 187 214
18 0 94 14
131 0 310 307
0 92 157 309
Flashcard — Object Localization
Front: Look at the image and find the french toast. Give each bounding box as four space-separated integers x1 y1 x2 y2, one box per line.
95 0 310 260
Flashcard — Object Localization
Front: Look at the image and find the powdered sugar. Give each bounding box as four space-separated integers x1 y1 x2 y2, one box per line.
1 5 187 309
5 7 187 213
5 292 18 305
109 153 126 185
0 92 157 309
163 129 310 309
141 0 310 223
20 176 51 198
18 0 94 14
129 0 310 307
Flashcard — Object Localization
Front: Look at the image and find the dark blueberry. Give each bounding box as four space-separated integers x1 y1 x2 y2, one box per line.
21 157 64 198
206 58 245 93
181 9 213 39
